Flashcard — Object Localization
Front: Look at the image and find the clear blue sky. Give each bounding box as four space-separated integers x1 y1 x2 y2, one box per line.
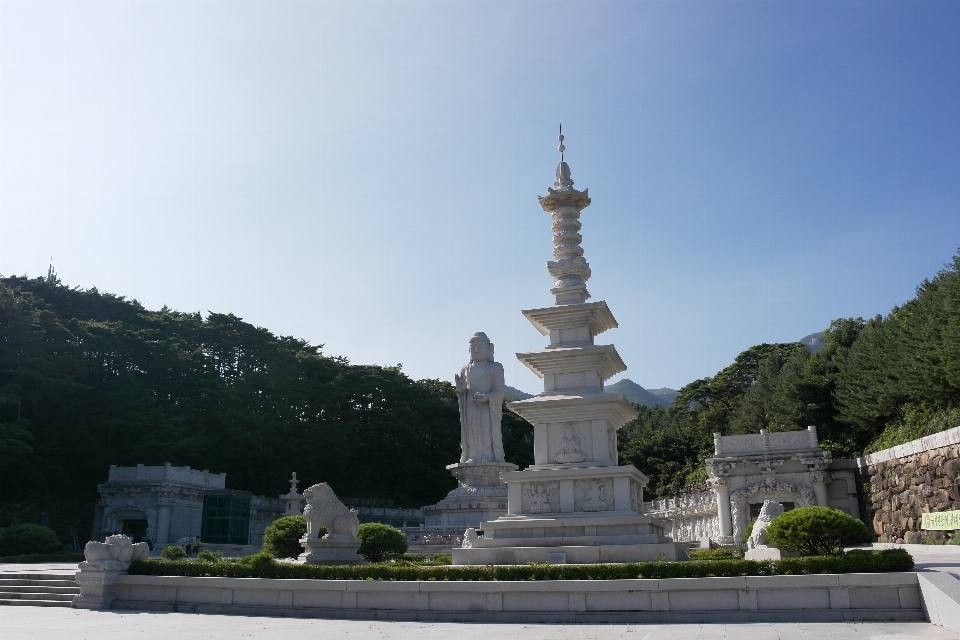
2 1 959 395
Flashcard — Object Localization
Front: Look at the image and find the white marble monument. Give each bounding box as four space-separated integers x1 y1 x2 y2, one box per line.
424 333 518 529
453 136 686 565
298 482 365 565
744 500 785 560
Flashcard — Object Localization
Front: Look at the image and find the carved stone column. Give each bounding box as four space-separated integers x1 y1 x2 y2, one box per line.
811 471 830 506
710 477 733 537
155 498 172 545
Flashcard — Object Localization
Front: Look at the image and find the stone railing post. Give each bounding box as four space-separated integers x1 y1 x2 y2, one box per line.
74 534 149 610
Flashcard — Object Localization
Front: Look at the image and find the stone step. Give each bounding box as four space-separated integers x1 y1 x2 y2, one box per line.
0 574 76 581
0 591 76 601
0 585 79 594
0 579 77 587
0 597 72 607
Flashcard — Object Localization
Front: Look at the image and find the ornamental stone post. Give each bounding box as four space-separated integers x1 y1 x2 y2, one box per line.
74 534 149 610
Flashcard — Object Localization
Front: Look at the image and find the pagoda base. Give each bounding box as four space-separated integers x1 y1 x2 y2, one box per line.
452 512 689 565
423 461 517 529
454 542 687 565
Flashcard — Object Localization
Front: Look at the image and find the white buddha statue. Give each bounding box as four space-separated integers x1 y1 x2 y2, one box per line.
454 332 506 463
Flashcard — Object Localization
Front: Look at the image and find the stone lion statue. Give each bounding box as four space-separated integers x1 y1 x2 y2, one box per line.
747 500 785 549
302 482 359 541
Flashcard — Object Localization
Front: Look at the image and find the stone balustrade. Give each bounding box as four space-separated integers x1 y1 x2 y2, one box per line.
107 572 924 623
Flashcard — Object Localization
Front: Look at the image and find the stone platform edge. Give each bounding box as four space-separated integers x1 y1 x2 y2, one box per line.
918 571 960 635
105 572 925 623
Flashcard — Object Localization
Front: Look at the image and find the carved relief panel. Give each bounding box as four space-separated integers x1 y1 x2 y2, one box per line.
574 478 614 512
521 481 560 514
547 421 593 463
630 480 643 513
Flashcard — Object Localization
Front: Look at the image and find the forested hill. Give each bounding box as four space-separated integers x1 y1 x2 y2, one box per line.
620 250 960 499
0 277 531 508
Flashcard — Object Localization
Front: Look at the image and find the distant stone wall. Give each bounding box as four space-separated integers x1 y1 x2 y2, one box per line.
858 426 960 543
644 491 719 542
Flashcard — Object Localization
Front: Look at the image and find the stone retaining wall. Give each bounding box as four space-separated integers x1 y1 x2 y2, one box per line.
858 427 960 543
108 572 924 623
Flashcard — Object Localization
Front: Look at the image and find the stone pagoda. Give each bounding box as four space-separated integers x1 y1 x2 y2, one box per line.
453 136 686 565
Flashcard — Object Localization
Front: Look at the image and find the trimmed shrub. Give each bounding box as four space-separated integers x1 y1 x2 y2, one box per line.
160 545 187 560
129 548 912 581
744 521 754 543
688 548 743 561
397 553 452 566
357 523 407 562
0 524 62 556
262 515 311 559
197 550 223 563
766 506 872 556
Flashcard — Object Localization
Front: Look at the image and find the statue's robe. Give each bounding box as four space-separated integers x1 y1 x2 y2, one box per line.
457 359 505 463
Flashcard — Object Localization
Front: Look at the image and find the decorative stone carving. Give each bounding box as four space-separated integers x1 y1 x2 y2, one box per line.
630 480 642 512
81 534 150 571
730 478 816 541
747 500 784 549
455 332 506 463
555 424 586 463
745 500 785 560
644 491 720 543
302 482 359 541
279 471 304 516
522 482 559 514
809 470 830 484
299 483 364 565
575 479 610 512
74 534 150 609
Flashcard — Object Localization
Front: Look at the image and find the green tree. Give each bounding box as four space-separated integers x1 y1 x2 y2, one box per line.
765 506 872 556
357 523 408 562
0 524 61 556
262 515 309 559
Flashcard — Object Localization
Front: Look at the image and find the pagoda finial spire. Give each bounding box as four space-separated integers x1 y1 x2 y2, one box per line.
538 130 592 305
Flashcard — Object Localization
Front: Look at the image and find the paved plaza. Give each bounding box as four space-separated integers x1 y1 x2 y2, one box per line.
0 608 957 640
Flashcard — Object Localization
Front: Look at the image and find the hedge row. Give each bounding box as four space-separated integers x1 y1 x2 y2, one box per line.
128 549 913 581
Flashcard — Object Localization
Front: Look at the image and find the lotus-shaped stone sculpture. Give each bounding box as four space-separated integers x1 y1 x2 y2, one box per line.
81 534 149 571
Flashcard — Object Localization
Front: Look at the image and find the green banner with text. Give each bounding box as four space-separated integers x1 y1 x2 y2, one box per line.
921 510 960 530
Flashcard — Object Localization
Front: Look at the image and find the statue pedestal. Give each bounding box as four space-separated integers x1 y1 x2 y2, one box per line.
298 536 366 565
453 462 689 565
424 462 518 530
74 566 126 609
745 547 782 561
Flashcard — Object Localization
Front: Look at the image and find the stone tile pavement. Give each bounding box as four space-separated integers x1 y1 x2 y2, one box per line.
0 608 957 640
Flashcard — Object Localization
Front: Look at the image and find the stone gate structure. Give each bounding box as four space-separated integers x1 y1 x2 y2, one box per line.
645 427 861 544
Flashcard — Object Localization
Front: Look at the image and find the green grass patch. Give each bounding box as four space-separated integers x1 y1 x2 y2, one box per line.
128 548 912 581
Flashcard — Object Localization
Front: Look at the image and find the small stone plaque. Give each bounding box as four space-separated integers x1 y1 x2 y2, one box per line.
547 552 567 564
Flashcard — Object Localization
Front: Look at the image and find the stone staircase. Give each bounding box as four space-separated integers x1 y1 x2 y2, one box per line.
0 573 78 607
